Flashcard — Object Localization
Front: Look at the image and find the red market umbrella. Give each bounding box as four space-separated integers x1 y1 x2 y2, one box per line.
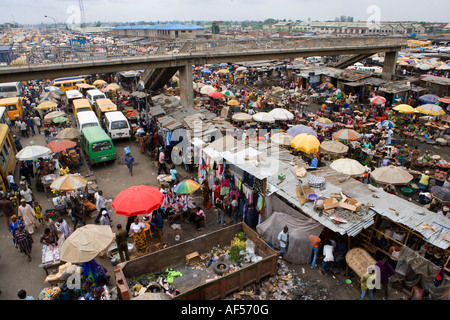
46 139 77 153
112 185 164 217
370 96 386 105
207 91 224 99
332 129 362 142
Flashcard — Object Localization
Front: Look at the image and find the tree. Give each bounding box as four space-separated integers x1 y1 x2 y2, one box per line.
211 22 220 34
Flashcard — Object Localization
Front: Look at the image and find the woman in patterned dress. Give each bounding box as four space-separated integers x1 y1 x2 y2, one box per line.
14 224 34 262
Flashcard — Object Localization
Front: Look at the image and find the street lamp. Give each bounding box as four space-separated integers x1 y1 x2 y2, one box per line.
44 15 57 30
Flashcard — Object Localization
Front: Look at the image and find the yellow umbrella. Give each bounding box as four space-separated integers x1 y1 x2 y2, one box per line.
36 100 57 110
217 69 229 74
93 79 107 86
227 99 240 106
393 104 416 114
290 133 320 154
416 104 446 116
315 117 334 128
106 83 120 90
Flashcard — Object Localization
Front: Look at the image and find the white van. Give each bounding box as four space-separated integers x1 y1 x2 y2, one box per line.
76 110 101 131
104 111 131 140
65 90 84 110
0 82 23 98
86 89 106 106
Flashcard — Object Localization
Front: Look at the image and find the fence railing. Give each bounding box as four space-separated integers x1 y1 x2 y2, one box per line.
2 36 407 68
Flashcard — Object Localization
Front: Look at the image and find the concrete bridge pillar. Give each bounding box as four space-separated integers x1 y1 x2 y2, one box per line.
381 51 398 81
178 64 194 108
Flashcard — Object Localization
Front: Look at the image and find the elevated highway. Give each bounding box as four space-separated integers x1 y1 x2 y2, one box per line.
0 36 407 107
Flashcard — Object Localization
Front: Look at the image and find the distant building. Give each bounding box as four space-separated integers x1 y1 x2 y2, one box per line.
0 46 14 65
109 24 206 40
292 21 425 35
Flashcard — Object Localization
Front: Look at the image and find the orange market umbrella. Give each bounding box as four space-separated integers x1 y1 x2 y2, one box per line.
112 185 164 217
46 139 76 153
50 174 88 191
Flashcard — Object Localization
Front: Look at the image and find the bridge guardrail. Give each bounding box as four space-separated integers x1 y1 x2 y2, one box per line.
1 36 407 69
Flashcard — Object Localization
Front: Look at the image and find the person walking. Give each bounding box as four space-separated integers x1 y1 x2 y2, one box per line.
14 224 33 262
319 240 334 275
307 235 321 268
360 269 375 300
100 210 112 227
17 199 39 235
19 185 34 207
9 215 25 246
215 195 225 226
124 152 135 176
231 195 239 224
26 116 35 136
0 193 15 226
277 226 289 258
157 147 168 174
375 257 402 300
56 217 72 241
70 196 86 231
19 119 28 138
33 115 42 134
115 224 130 262
94 191 107 224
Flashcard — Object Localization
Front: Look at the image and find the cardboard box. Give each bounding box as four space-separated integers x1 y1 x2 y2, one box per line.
339 195 362 212
185 252 200 266
323 197 339 210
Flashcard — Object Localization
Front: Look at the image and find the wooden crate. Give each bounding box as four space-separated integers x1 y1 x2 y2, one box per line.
185 252 200 266
323 197 339 210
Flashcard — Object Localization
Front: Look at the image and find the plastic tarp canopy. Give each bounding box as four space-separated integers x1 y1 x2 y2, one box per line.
396 245 450 300
256 195 323 264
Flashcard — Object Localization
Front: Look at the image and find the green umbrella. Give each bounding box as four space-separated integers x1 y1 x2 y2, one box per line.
53 116 69 123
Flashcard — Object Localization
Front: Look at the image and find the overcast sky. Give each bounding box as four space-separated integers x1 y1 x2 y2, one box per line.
1 0 449 25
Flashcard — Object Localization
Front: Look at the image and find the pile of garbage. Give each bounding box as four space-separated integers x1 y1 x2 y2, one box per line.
127 268 182 298
226 260 338 300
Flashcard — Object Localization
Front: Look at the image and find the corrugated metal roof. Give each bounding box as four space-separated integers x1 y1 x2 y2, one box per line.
268 166 450 249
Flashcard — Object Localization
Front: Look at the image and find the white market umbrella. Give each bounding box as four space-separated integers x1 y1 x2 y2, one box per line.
270 132 294 146
60 225 115 263
268 108 294 121
330 158 365 177
319 140 349 155
252 112 275 123
200 85 217 95
232 112 253 122
44 110 66 120
16 144 52 161
371 166 413 185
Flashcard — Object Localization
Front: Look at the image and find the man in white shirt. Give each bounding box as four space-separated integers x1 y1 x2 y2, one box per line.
319 240 334 275
277 226 289 258
94 190 107 224
20 186 34 207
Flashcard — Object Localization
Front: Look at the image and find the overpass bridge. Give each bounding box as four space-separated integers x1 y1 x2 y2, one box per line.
0 36 407 108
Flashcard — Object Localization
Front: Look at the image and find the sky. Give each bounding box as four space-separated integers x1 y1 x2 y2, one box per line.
1 0 449 25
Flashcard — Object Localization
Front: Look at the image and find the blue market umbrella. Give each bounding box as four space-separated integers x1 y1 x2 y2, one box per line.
418 94 440 105
381 120 395 128
219 63 228 67
286 125 317 137
201 68 212 73
431 186 450 203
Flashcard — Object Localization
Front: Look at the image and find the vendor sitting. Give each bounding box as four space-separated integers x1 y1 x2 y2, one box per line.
418 171 431 191
147 209 164 233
